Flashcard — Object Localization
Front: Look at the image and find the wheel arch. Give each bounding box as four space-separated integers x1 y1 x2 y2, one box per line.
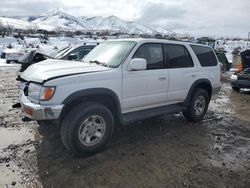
184 79 212 106
60 88 122 123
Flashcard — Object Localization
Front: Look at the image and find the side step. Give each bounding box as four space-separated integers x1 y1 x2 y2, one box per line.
121 103 185 125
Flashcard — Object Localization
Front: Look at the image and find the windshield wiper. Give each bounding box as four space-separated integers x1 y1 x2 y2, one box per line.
89 60 109 67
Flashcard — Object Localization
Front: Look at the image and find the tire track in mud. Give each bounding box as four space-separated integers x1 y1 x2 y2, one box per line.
0 67 249 188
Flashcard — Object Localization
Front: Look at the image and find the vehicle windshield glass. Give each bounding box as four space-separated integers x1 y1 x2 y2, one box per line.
83 41 136 68
53 46 73 59
49 46 68 57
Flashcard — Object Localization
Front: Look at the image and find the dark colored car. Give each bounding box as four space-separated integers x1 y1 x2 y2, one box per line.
19 44 97 72
53 44 96 61
231 68 250 91
19 50 52 72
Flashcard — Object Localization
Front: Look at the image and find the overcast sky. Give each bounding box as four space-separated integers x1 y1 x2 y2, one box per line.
0 0 249 37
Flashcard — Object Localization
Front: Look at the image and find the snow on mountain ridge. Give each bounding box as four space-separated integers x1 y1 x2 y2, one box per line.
0 10 174 35
31 10 89 31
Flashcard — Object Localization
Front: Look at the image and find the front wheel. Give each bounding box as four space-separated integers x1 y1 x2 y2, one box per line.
183 89 209 122
60 102 114 156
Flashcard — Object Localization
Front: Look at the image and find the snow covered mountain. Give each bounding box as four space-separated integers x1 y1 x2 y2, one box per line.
0 10 174 36
82 15 159 35
31 10 89 31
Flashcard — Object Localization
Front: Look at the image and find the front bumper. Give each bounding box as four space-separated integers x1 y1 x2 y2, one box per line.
20 92 64 120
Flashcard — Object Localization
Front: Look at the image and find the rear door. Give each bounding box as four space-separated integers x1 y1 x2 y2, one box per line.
164 44 197 103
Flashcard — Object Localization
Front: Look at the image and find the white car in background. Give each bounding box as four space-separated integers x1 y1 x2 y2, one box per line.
5 48 27 64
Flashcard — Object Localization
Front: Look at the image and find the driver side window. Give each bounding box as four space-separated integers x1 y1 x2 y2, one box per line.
133 43 164 70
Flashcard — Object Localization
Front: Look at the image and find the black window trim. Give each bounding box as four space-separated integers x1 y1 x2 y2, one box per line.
132 42 165 70
190 44 218 67
163 43 194 69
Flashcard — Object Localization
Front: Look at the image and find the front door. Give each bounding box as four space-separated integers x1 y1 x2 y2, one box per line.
122 43 168 113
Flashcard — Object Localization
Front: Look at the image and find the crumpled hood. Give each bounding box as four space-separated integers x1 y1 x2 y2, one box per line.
21 59 111 83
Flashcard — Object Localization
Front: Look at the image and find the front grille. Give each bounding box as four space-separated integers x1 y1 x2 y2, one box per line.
22 82 29 96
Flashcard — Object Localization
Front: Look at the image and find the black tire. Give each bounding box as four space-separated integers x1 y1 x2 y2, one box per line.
60 101 114 156
6 60 11 64
183 88 209 122
232 86 240 92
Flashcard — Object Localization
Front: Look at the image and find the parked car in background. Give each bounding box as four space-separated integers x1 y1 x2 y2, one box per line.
231 68 250 91
19 44 97 72
19 39 221 156
19 50 53 72
52 44 97 61
5 48 27 63
0 46 6 58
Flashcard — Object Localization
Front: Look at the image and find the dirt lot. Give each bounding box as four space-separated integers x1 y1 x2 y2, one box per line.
0 67 250 188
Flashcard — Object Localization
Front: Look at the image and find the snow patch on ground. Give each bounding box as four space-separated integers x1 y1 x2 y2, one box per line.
0 59 20 67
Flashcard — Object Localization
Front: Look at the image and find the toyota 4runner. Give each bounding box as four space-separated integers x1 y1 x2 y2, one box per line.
19 39 221 156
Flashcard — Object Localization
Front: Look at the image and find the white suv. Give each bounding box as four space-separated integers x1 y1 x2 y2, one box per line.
19 39 221 156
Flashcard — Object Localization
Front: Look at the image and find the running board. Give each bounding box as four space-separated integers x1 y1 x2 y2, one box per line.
121 103 185 125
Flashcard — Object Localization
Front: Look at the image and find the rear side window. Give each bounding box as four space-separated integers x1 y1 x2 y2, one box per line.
190 45 217 66
133 43 164 70
164 44 193 68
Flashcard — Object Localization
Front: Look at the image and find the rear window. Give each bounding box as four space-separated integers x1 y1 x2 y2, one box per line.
190 45 217 66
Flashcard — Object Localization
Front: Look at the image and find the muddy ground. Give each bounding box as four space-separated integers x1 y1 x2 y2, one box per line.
0 66 250 188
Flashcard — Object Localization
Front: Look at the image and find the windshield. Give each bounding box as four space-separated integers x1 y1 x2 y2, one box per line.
83 41 136 67
53 46 73 59
49 46 68 57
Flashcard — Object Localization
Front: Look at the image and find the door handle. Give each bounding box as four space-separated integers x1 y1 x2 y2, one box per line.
159 77 166 81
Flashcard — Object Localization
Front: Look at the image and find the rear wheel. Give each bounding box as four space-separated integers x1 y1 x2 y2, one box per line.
183 89 209 122
60 102 114 156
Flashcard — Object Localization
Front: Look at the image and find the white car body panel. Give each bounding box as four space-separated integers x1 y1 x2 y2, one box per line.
5 49 26 61
20 39 221 117
21 59 111 83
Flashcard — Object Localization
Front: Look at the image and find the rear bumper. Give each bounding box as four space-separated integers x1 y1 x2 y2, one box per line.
20 91 64 120
231 80 250 88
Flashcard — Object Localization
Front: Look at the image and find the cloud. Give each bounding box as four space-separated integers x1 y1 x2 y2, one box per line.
137 3 187 24
0 0 249 37
137 0 250 37
0 0 64 16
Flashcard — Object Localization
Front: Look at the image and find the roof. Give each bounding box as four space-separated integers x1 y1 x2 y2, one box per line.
106 38 211 48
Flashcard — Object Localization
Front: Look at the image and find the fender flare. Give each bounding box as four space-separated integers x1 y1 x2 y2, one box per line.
61 88 122 118
184 79 212 106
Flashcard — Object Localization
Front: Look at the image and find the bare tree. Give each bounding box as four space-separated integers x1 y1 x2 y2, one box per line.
0 20 3 37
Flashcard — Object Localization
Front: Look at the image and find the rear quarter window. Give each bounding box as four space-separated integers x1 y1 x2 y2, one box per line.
190 45 217 67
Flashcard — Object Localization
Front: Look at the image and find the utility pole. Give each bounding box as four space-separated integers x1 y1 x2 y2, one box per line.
248 32 250 49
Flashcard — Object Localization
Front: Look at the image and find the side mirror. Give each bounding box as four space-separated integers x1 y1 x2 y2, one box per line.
128 58 147 71
68 54 78 60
